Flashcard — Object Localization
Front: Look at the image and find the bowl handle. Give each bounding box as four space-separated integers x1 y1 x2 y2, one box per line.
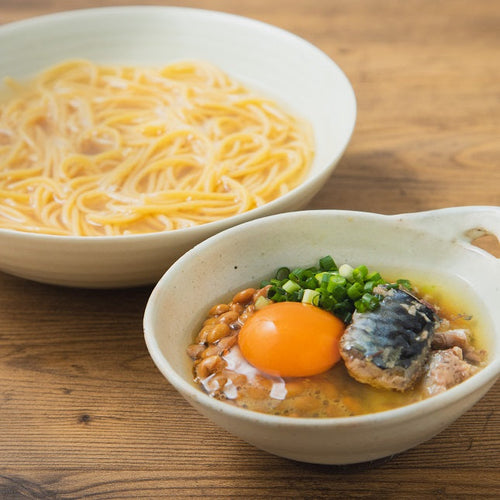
398 206 500 260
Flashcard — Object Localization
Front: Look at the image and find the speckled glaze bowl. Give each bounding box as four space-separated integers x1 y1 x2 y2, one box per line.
144 206 500 464
0 6 355 288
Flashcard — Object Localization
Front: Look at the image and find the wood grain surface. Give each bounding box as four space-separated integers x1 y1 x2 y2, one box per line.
1 0 499 498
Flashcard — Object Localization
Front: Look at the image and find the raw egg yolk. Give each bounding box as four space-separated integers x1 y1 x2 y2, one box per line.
238 301 345 377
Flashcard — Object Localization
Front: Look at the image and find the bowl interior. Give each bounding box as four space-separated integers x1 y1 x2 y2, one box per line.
145 210 500 406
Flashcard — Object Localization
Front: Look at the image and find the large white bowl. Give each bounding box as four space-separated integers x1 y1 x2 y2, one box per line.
0 6 356 288
144 206 500 464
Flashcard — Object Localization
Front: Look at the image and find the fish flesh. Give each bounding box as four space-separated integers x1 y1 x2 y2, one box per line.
339 286 438 391
422 346 479 396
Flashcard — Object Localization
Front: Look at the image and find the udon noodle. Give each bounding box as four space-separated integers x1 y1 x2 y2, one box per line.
0 60 313 236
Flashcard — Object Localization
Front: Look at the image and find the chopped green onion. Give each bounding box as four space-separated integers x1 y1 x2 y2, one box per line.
347 282 364 300
282 279 301 293
363 293 380 310
331 284 347 301
263 255 411 324
254 296 272 310
396 278 412 290
319 294 337 310
304 276 319 289
302 289 320 306
367 271 382 282
353 265 369 282
354 299 368 313
327 275 346 292
288 269 302 283
339 264 354 281
267 287 287 302
319 255 337 271
317 273 331 291
275 267 290 281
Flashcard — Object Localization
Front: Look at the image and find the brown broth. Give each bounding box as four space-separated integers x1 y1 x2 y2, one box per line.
189 271 491 418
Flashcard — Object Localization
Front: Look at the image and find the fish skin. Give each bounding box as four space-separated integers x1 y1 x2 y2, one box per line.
340 286 438 391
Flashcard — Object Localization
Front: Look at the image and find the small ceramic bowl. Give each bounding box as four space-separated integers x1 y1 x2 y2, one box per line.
0 6 355 288
144 206 500 464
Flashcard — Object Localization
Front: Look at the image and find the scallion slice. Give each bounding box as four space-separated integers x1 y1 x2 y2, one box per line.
302 288 320 306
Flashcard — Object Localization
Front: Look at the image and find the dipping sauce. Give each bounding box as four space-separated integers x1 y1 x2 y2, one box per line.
187 260 489 418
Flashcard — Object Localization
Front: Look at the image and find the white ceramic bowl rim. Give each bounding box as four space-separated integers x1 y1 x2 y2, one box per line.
144 206 500 428
0 5 356 243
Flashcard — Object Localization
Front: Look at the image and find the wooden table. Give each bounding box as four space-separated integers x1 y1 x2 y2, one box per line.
1 1 499 497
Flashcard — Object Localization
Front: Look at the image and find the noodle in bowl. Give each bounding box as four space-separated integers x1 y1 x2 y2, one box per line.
1 59 313 236
0 6 356 287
